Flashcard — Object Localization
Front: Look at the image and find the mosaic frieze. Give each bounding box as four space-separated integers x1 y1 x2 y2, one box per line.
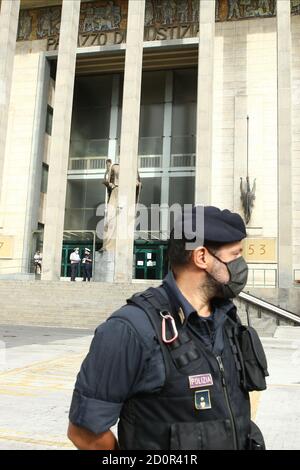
216 0 276 22
17 7 61 41
145 0 276 26
17 0 128 48
145 0 199 26
79 1 123 32
291 0 300 15
17 1 300 49
17 10 33 41
144 0 199 40
143 0 276 41
78 1 128 47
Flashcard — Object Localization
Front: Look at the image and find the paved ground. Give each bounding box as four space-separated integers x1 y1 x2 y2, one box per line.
0 324 299 450
0 325 94 450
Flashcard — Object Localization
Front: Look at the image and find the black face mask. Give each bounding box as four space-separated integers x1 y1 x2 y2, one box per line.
206 250 249 299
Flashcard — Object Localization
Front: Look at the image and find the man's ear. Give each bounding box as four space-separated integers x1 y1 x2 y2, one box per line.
191 247 209 270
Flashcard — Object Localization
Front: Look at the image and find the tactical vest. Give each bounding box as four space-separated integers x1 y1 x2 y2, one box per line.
115 286 261 450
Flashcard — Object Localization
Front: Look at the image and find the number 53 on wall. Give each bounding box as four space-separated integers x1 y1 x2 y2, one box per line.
242 238 277 263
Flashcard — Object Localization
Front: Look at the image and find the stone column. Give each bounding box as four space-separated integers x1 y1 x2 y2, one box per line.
161 71 173 239
277 0 293 287
108 74 120 162
0 0 20 225
195 0 215 206
114 0 145 283
41 0 81 280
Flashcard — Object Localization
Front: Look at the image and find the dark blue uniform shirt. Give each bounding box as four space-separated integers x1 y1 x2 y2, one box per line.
69 271 236 435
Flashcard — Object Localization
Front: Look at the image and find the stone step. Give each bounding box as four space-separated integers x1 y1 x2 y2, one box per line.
273 325 300 340
0 280 297 335
260 336 300 350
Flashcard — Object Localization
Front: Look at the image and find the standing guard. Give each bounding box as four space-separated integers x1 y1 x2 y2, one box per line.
82 248 93 282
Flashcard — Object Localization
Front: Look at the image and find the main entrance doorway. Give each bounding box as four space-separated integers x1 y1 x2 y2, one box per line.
134 240 168 280
61 231 96 278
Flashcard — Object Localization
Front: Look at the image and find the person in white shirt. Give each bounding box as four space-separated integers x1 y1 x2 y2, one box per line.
70 247 81 281
34 250 42 275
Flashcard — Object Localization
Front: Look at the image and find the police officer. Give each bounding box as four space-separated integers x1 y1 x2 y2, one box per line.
70 247 80 282
82 248 93 282
67 206 266 450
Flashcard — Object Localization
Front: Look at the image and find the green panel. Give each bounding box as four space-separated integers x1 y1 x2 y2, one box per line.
134 241 168 280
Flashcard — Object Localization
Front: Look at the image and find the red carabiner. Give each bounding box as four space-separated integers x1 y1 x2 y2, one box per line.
160 311 179 344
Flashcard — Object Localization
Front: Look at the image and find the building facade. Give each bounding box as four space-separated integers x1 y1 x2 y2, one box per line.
0 0 300 286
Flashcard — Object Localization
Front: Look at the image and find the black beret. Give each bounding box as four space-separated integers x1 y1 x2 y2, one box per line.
174 205 247 244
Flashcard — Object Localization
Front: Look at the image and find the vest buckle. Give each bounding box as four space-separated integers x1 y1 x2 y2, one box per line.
160 311 179 344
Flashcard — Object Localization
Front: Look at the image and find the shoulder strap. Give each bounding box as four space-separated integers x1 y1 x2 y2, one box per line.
127 287 172 382
127 286 202 376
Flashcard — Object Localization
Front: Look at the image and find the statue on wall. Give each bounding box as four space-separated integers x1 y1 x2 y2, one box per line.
105 1 117 27
192 0 200 22
101 162 119 251
103 158 113 202
161 0 176 25
145 0 155 25
242 0 271 18
216 0 275 22
37 8 61 38
80 1 121 33
291 0 300 16
101 163 142 252
240 176 256 224
228 0 241 19
258 0 271 13
95 2 121 31
18 10 32 41
82 7 95 32
177 0 189 23
240 116 256 225
37 9 51 37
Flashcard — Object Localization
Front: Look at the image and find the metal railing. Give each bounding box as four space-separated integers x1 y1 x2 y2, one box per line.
69 156 107 171
139 154 162 168
239 291 300 326
170 153 195 167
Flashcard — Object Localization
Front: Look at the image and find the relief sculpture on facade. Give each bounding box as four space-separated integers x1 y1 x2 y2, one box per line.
18 10 33 41
37 7 61 39
79 1 122 33
291 0 300 15
17 1 126 47
145 0 197 25
144 0 199 41
16 1 300 46
217 0 276 22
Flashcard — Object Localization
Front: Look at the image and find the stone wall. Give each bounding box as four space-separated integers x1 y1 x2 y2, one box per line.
212 17 277 269
0 41 47 274
292 15 300 277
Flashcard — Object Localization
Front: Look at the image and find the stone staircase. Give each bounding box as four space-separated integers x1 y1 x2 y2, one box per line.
260 326 300 353
233 297 298 337
0 280 298 334
0 280 160 329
